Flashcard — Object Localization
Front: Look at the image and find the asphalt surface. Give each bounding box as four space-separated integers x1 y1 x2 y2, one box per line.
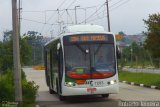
23 68 160 107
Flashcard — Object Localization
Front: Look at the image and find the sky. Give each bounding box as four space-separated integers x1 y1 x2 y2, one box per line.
0 0 160 40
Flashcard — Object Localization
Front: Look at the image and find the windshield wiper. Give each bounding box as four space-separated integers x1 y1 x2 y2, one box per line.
94 44 103 55
74 43 87 54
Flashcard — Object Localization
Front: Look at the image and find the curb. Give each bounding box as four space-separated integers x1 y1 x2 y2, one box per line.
120 80 160 90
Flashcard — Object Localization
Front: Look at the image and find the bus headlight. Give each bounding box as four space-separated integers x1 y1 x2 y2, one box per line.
110 80 115 85
108 80 116 85
65 82 74 87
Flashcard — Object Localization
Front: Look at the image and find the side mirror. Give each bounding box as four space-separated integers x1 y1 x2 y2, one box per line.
57 43 61 50
116 46 121 59
55 43 61 60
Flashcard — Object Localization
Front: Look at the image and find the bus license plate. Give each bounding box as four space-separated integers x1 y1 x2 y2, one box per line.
87 88 97 92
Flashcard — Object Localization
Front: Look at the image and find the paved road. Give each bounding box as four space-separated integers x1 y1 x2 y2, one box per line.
24 68 160 107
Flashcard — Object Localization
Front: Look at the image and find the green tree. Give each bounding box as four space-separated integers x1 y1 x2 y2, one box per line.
121 42 150 67
0 31 32 72
20 37 32 65
143 13 160 67
23 31 44 65
0 40 13 71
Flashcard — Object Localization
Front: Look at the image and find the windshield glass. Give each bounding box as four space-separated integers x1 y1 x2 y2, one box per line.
65 44 90 73
91 44 115 73
64 43 116 79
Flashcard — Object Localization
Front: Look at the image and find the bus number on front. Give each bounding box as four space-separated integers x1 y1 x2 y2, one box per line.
94 81 104 86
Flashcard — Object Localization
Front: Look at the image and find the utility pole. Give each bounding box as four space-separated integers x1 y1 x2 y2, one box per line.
18 0 21 35
12 0 22 102
75 6 80 24
106 0 111 32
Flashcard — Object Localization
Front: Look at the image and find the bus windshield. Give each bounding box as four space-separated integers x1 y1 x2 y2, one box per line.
64 43 116 79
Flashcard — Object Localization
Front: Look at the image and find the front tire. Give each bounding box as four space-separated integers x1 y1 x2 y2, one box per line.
56 79 65 101
59 95 65 101
102 94 109 98
49 88 55 94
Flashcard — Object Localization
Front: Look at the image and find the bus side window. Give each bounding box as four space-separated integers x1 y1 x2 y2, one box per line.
44 51 47 71
50 49 53 72
59 47 63 77
52 40 60 73
57 44 63 93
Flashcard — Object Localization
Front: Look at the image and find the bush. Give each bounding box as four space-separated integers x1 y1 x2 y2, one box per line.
22 80 39 104
0 69 39 106
0 70 14 101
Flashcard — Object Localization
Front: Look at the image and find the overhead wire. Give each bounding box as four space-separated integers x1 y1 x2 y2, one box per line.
46 0 67 23
86 0 131 23
84 5 106 23
79 0 130 24
40 0 68 34
58 0 77 19
21 0 131 36
21 3 101 31
79 0 113 24
110 0 131 11
45 0 77 35
66 9 74 24
21 18 58 25
109 0 125 8
79 2 106 24
80 0 113 24
22 4 100 33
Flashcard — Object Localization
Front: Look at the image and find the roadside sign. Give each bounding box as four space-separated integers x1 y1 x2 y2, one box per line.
115 34 123 40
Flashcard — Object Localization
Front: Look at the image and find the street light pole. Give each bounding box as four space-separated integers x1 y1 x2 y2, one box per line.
12 0 22 102
106 0 111 32
75 6 80 24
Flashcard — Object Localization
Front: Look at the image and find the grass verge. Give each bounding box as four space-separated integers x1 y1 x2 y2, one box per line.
119 71 160 87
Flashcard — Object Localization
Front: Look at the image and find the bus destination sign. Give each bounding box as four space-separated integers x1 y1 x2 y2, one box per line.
70 35 108 42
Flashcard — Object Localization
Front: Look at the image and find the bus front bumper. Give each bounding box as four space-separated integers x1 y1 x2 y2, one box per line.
62 83 119 96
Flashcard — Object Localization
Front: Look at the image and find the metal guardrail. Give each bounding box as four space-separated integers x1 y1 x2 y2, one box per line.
122 67 160 74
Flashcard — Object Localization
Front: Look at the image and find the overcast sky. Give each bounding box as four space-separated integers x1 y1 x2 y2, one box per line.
0 0 160 40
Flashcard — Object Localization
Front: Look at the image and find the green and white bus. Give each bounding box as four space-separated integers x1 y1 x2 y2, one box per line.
44 25 120 100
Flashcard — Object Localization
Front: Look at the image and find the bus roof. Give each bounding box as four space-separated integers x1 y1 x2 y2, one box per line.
64 24 105 33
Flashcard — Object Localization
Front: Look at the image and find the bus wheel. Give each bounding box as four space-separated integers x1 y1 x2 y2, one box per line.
102 94 109 98
59 95 65 101
56 79 65 101
49 88 55 94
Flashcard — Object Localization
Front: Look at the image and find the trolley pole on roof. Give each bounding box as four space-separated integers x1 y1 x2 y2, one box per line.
75 6 80 24
12 0 22 102
106 0 111 32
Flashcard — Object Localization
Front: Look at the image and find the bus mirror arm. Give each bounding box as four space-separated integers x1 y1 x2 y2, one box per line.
117 50 121 59
116 46 121 59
